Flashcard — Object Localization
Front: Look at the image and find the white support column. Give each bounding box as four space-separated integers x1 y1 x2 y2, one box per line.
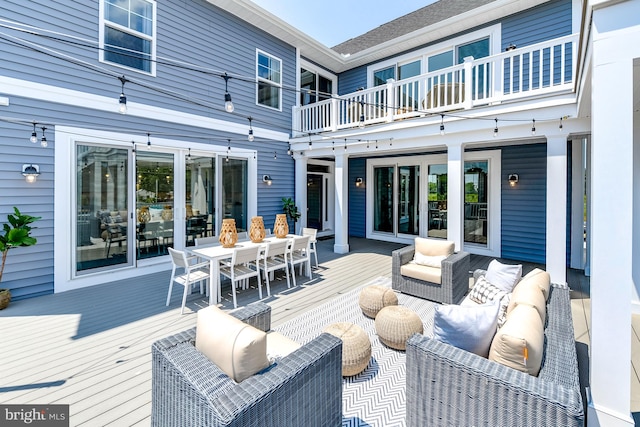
546 134 568 285
295 155 308 233
570 137 585 270
334 153 349 254
588 3 636 425
446 141 464 251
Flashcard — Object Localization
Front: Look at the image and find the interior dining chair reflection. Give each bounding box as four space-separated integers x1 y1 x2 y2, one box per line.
219 245 262 308
167 248 210 314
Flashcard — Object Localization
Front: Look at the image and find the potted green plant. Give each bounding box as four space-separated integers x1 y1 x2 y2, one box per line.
0 207 41 309
281 197 301 232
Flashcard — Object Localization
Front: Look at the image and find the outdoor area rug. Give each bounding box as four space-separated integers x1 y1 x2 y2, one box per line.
274 277 436 427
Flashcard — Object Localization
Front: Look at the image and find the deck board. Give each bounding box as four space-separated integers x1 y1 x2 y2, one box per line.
0 237 623 425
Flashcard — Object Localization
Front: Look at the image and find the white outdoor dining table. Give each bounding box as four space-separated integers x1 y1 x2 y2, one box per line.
185 235 298 306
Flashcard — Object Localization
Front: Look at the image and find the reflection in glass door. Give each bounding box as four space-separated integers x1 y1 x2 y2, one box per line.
76 145 131 272
464 161 488 245
136 152 174 258
427 164 447 238
186 156 215 247
307 174 323 230
222 158 248 231
397 165 420 236
373 167 394 233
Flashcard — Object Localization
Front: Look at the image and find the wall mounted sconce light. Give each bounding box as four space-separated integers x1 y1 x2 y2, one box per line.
307 178 313 187
355 177 364 187
506 43 517 51
263 175 272 186
508 173 519 187
22 164 40 183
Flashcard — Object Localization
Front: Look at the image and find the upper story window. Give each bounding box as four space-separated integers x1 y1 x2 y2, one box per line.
256 50 282 110
373 59 421 86
100 0 156 74
368 25 500 87
300 65 335 106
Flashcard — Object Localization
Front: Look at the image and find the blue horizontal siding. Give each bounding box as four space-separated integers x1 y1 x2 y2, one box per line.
348 158 366 237
338 66 368 95
501 143 547 264
0 0 296 135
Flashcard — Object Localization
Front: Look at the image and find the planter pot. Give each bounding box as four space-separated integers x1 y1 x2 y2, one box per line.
274 214 289 238
0 289 11 310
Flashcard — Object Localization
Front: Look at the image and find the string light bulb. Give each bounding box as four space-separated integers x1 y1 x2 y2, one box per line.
223 73 234 113
440 114 445 135
559 117 563 129
30 122 38 143
40 126 48 148
118 75 128 114
146 133 151 150
493 118 499 138
531 119 536 136
273 151 277 160
247 117 254 142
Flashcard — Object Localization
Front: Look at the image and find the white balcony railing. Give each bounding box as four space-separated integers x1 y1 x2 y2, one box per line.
293 34 577 136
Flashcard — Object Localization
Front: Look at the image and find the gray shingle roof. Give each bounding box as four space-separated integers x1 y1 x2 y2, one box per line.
331 0 498 54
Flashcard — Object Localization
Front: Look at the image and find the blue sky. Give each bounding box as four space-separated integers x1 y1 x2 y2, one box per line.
249 0 437 47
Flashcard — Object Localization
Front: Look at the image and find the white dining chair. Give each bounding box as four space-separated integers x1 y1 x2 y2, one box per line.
259 239 290 292
301 227 318 268
194 236 219 246
219 245 262 308
167 248 210 314
287 235 312 287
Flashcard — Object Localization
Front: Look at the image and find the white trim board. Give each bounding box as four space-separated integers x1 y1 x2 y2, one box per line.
0 75 289 141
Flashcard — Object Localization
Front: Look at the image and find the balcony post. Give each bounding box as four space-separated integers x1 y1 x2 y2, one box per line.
331 98 339 132
463 57 473 110
292 105 301 137
386 78 396 123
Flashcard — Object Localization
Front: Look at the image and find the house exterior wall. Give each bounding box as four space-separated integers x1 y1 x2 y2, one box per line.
0 0 297 299
348 158 366 237
500 143 547 264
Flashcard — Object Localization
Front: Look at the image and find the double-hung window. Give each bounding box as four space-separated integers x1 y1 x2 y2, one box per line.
100 0 156 74
256 50 282 110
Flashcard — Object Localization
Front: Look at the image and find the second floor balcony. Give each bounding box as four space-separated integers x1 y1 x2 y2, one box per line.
293 34 577 136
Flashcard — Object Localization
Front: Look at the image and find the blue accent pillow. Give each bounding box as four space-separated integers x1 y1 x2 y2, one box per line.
433 298 500 357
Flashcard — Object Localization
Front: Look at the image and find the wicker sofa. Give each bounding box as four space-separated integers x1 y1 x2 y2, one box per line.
392 238 470 304
151 302 343 427
405 278 584 426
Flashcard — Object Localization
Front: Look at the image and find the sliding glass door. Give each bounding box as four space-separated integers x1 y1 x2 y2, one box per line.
76 144 132 272
371 162 420 238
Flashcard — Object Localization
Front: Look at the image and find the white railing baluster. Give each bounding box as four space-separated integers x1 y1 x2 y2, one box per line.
292 34 577 133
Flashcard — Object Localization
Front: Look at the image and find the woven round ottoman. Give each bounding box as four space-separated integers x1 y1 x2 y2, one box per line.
358 285 398 318
375 305 423 350
323 322 371 376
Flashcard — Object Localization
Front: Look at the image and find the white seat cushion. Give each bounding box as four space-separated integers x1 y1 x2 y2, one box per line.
401 262 441 284
516 268 551 301
195 306 270 383
489 304 544 376
414 237 454 257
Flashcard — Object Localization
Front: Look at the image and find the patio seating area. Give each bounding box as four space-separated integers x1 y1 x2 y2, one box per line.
0 237 636 425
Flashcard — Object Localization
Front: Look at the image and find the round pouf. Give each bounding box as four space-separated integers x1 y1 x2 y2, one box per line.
323 322 372 376
358 285 398 318
375 306 423 350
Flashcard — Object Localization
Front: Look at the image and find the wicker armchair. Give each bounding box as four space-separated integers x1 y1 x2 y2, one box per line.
405 282 584 426
151 302 343 427
391 239 470 304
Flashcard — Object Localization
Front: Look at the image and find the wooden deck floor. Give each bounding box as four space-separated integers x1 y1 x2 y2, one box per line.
0 237 637 425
